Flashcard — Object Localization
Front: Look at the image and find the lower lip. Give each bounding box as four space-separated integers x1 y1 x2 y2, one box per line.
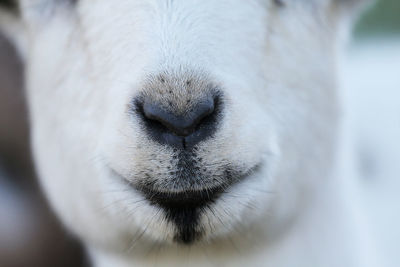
135 185 225 208
110 162 262 208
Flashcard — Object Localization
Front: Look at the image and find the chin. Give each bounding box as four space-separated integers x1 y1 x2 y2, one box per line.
106 161 271 245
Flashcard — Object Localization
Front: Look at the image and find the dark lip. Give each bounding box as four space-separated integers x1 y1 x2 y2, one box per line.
110 163 262 209
135 185 225 209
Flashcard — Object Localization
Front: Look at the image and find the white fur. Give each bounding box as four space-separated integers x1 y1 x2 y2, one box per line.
1 0 380 266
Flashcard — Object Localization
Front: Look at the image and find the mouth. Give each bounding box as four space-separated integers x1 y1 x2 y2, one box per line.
111 164 260 245
137 185 225 209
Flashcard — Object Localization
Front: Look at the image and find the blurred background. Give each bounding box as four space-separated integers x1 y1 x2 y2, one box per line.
0 22 86 267
344 1 400 267
0 1 399 266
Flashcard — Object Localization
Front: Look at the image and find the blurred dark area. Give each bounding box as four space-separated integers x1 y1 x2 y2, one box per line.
0 33 86 267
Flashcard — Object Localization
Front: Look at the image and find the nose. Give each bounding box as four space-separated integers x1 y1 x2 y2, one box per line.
134 94 221 149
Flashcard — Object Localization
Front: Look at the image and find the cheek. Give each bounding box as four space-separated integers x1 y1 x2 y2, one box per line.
226 93 278 158
99 111 141 177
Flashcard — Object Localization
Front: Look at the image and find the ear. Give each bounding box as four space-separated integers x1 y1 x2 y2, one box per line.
0 0 75 60
332 0 374 16
18 0 71 26
327 0 374 39
0 0 26 59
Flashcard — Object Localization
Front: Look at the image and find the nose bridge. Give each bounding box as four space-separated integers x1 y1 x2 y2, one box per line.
142 69 216 113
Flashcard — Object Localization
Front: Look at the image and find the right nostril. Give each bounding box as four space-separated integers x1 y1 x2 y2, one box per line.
134 94 221 149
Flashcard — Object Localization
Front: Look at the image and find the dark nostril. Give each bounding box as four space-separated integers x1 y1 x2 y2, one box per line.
142 97 215 137
134 94 221 149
